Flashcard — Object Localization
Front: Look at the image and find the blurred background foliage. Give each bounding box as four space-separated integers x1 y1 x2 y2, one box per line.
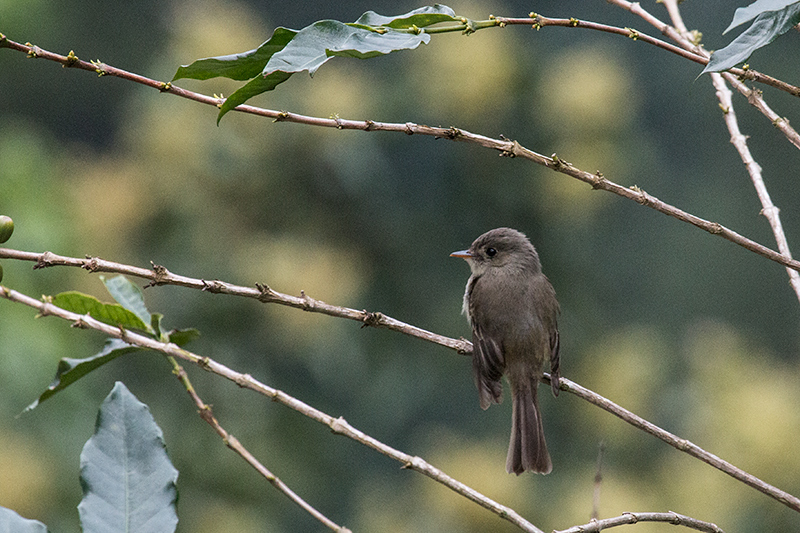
1 0 800 531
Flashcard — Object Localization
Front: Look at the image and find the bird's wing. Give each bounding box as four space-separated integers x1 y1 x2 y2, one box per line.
472 321 505 409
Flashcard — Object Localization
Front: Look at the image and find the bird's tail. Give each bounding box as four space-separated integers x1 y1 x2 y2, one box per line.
507 382 551 475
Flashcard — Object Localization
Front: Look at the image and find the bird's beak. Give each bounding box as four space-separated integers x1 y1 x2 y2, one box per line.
450 249 473 259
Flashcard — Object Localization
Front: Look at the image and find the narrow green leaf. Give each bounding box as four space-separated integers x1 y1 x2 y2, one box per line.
78 382 179 533
724 0 800 33
21 339 142 414
166 328 201 347
354 4 458 28
151 312 164 340
101 275 151 327
172 26 298 82
0 507 48 532
703 3 800 73
52 291 149 332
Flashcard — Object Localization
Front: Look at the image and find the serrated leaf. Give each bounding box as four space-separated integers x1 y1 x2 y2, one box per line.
703 3 800 74
0 507 48 532
215 5 456 121
52 291 149 332
172 26 298 82
21 339 142 414
166 328 201 347
78 382 179 533
354 4 458 28
101 275 151 327
724 0 800 33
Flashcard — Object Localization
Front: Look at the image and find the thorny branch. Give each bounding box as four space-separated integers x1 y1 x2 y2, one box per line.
167 357 351 532
1 37 800 275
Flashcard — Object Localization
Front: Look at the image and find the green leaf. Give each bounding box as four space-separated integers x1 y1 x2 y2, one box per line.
172 26 298 82
21 339 142 414
215 5 456 121
151 312 164 340
216 70 293 123
166 328 201 347
78 382 179 533
703 3 800 74
52 291 149 332
354 4 457 28
0 507 48 532
724 0 800 33
101 275 151 327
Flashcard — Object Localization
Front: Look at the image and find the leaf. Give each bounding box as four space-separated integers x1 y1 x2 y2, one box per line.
52 291 149 332
101 275 151 327
166 328 201 347
354 4 458 28
0 507 48 532
703 3 800 74
724 0 800 33
78 382 179 533
21 339 142 414
172 26 298 82
211 5 457 121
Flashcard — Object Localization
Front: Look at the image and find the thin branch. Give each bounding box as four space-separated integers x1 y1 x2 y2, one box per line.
592 442 604 520
556 376 800 513
0 39 800 271
634 0 800 303
0 285 544 533
494 15 707 65
2 39 800 273
608 0 800 151
554 511 725 533
0 248 469 353
494 14 800 99
2 278 799 515
710 72 800 301
167 357 350 532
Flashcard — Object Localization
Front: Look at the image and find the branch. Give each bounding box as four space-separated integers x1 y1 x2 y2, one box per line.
2 258 799 514
2 38 800 274
558 376 800 513
493 14 800 100
0 285 544 533
0 248 469 353
608 0 800 152
167 357 350 532
554 511 725 533
711 74 800 301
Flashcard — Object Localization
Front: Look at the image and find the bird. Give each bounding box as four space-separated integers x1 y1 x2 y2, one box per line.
451 227 561 474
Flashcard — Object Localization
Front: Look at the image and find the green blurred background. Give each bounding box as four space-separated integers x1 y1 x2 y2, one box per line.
2 0 800 531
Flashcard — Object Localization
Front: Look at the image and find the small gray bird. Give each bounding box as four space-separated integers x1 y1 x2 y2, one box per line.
451 228 560 475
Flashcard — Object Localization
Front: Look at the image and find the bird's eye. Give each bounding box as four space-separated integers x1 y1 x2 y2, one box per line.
486 247 497 257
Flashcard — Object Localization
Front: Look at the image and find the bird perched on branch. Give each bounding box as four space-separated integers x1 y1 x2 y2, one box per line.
451 227 561 474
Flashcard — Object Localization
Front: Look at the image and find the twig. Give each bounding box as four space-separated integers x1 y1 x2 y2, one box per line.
556 376 800 513
709 72 800 301
167 357 350 532
649 0 800 302
592 442 604 520
0 248 469 353
554 511 725 533
0 285 544 533
609 0 800 151
1 39 800 273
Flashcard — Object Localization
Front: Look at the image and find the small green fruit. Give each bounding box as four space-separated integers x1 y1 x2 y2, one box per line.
0 216 14 243
0 264 3 283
